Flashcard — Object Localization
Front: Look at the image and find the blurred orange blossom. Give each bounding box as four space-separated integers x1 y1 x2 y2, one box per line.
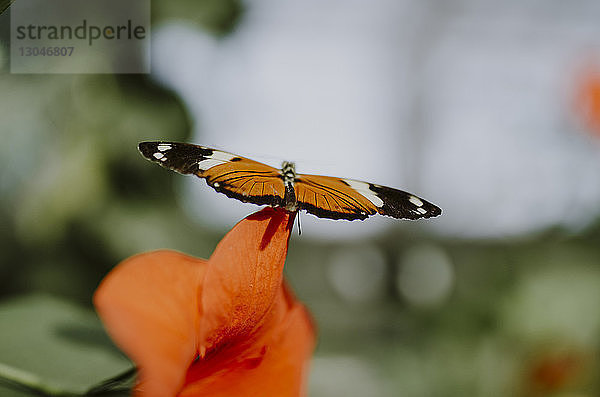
94 208 315 397
575 64 600 137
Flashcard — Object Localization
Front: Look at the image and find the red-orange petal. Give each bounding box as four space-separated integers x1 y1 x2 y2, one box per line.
180 283 315 397
94 250 206 397
199 207 296 353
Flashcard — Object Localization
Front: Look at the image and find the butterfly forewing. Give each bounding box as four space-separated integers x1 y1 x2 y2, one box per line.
201 161 285 207
296 175 441 221
138 142 286 208
294 175 378 220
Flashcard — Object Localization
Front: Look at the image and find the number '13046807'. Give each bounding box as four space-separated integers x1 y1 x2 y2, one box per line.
18 46 74 56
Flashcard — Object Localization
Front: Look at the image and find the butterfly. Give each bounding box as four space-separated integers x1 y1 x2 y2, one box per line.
138 142 442 221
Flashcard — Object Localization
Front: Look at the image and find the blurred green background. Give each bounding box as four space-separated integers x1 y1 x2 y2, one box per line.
2 1 600 396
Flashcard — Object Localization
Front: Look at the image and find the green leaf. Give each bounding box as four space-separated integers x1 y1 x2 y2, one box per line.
0 294 133 396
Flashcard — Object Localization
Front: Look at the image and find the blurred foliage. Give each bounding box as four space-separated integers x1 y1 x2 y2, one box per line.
0 295 132 396
0 0 14 16
152 0 243 36
0 72 194 306
0 2 236 392
1 0 600 396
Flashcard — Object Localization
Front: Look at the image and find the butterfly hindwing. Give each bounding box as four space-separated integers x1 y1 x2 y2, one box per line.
138 142 286 208
294 175 378 220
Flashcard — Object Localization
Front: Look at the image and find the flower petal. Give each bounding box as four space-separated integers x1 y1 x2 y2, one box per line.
199 207 295 353
180 282 315 397
94 250 206 397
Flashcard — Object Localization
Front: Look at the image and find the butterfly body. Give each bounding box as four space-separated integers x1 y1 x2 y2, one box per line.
281 161 299 212
138 142 441 221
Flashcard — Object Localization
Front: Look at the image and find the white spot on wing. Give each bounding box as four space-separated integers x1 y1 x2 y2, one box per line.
210 150 238 162
157 144 172 152
153 152 164 160
197 150 239 171
416 207 428 215
198 159 227 171
343 179 384 208
409 196 424 207
198 150 237 171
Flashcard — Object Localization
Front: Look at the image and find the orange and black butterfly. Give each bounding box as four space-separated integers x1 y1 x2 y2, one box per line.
138 142 442 221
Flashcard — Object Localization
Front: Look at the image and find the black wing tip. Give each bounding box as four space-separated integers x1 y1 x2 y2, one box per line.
423 202 442 218
403 200 442 220
423 203 442 219
138 141 154 158
379 206 442 221
138 141 176 158
368 184 442 221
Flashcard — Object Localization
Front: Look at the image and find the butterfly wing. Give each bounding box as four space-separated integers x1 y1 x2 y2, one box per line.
295 174 442 221
138 142 286 208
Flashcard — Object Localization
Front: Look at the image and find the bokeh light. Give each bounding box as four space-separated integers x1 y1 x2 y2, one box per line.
397 244 454 308
327 244 387 304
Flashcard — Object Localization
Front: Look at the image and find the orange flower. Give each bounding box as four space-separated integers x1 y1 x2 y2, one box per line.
94 208 315 397
575 65 600 137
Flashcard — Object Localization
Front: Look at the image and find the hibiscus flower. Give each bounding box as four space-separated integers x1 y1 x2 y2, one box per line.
94 207 315 397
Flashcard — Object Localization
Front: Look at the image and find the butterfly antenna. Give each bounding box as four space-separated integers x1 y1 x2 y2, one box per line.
297 211 302 236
